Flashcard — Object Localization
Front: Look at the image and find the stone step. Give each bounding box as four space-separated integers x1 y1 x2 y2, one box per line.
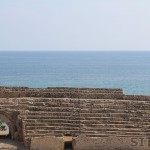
0 87 123 93
24 118 137 124
27 107 134 113
26 126 79 130
27 106 79 111
27 112 149 117
24 118 150 125
25 117 80 121
26 133 55 137
25 119 80 123
27 107 150 114
44 88 124 93
25 112 150 120
25 116 149 122
26 130 78 135
81 123 150 128
82 128 144 132
25 124 80 128
83 134 110 137
0 92 124 99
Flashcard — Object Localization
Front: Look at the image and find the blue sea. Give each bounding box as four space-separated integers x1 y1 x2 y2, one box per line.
0 51 150 95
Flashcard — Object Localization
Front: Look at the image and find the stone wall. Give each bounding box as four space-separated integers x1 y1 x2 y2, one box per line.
0 87 150 150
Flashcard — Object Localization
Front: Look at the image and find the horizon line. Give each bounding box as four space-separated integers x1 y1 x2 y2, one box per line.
0 50 150 52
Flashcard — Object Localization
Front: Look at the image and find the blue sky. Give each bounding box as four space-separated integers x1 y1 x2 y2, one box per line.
0 0 150 51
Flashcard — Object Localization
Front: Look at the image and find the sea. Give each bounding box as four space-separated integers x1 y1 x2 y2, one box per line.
0 51 150 95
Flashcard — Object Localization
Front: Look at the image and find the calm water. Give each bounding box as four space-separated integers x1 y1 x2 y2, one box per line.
0 51 150 95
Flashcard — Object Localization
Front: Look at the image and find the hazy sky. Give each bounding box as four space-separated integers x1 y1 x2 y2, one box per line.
0 0 150 51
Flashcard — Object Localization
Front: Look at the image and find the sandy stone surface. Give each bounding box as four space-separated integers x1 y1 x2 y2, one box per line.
30 136 64 150
0 139 25 150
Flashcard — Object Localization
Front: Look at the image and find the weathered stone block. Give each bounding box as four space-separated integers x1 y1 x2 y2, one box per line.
30 136 64 150
73 135 150 150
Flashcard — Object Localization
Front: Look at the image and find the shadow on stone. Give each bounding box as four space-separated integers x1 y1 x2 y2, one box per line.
0 139 25 150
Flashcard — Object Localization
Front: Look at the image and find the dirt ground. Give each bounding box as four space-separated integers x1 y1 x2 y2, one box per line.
0 139 25 150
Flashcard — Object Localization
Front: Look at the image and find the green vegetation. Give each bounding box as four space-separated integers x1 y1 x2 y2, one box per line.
0 120 6 131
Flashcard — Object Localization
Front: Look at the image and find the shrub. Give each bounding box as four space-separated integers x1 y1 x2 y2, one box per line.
0 120 6 131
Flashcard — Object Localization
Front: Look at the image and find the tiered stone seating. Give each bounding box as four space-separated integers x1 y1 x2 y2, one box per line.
22 98 150 141
0 87 150 150
0 86 124 98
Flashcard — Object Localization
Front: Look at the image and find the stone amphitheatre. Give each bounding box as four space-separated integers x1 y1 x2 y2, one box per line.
0 86 150 150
